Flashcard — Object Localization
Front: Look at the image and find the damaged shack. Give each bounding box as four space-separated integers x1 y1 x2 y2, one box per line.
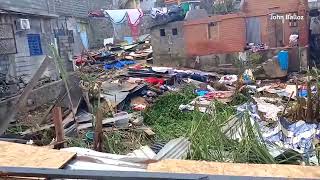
151 0 309 75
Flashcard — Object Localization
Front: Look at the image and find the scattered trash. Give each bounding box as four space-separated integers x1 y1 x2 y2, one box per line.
219 75 238 85
253 97 284 122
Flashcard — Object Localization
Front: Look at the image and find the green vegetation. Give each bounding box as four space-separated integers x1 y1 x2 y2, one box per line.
213 0 238 15
103 130 151 154
144 86 197 141
144 86 279 163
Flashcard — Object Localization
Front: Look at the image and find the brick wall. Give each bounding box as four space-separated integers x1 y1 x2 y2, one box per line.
184 15 246 56
243 0 300 16
183 0 309 56
244 0 309 47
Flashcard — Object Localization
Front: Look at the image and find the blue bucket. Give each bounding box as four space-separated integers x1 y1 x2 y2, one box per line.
277 50 289 70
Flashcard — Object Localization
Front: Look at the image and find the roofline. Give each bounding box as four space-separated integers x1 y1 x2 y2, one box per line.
0 6 58 18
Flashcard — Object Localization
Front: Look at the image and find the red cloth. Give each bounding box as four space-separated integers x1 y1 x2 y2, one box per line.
75 56 87 66
130 64 143 70
145 77 165 85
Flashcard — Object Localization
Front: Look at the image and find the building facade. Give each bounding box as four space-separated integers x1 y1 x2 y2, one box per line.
0 0 58 82
184 0 309 56
150 21 186 66
150 0 309 71
0 0 114 82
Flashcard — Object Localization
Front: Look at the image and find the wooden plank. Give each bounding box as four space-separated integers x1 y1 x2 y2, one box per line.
148 160 320 179
0 141 75 169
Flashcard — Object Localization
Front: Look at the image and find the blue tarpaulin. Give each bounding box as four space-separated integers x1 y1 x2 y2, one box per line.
104 60 135 70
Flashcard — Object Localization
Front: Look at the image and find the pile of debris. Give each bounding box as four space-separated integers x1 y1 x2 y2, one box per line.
1 34 320 179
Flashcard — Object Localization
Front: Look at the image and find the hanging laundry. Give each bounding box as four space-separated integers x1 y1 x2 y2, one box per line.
104 9 144 40
104 10 128 24
127 9 144 39
180 2 190 15
80 32 89 49
151 8 168 19
129 25 139 38
127 9 144 25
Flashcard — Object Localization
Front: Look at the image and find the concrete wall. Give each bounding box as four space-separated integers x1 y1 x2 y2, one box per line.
139 0 156 11
309 0 320 9
50 0 115 50
88 0 115 48
151 21 187 66
0 0 115 82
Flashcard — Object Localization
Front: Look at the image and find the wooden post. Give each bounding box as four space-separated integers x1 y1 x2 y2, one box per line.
94 108 103 152
52 106 65 149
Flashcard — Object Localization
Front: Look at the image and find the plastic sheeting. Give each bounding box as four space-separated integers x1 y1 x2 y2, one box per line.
236 103 320 158
104 60 136 70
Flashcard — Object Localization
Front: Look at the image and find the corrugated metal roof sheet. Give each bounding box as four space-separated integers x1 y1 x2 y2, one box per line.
155 137 191 160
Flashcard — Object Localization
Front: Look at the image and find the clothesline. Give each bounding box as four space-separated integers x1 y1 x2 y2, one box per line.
104 9 144 25
103 9 144 39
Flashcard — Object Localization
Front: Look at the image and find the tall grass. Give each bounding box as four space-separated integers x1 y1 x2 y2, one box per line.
145 86 277 164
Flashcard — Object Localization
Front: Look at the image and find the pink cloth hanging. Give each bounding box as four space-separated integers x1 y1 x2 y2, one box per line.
127 9 144 25
127 9 143 39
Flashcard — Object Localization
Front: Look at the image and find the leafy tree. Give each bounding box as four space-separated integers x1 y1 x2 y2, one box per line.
213 0 237 15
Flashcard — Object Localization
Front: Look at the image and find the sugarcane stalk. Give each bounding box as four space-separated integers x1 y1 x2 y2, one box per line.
296 82 302 120
306 80 313 123
314 67 320 122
